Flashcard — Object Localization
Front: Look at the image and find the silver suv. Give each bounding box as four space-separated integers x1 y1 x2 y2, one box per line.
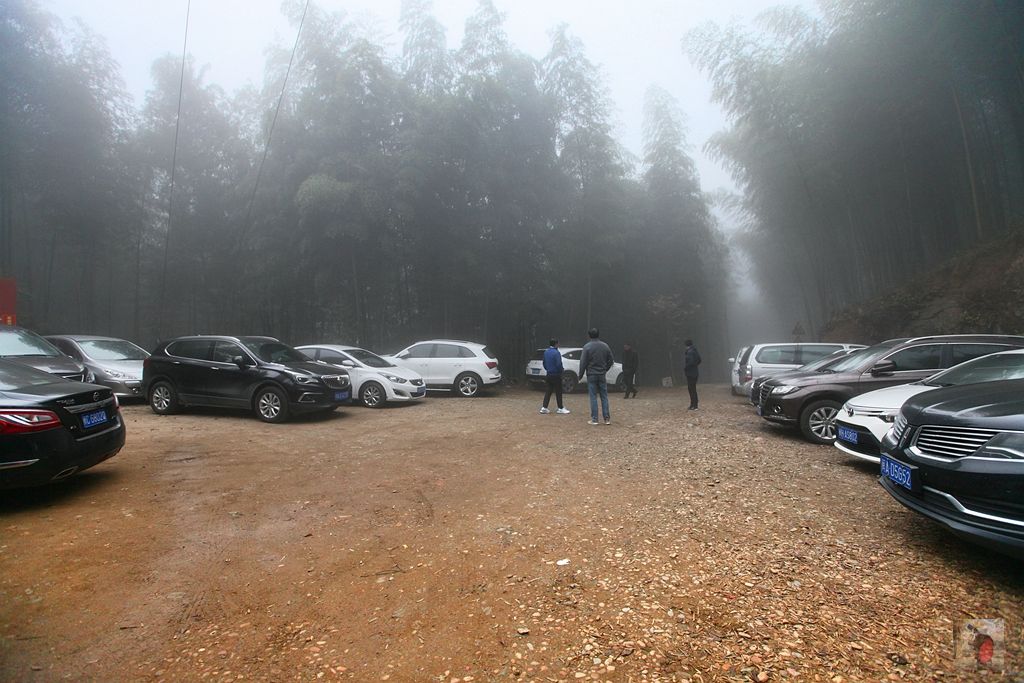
736 342 865 395
387 340 501 397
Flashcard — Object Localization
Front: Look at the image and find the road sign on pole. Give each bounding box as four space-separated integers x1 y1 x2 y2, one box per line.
0 278 16 325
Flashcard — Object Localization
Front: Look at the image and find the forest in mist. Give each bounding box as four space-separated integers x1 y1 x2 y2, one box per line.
1 0 1022 380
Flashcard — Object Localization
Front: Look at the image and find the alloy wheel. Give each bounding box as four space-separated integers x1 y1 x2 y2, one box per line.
808 405 838 440
258 391 282 419
458 375 479 397
152 385 171 411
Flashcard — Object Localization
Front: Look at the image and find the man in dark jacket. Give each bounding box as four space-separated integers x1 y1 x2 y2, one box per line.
579 328 614 425
540 339 570 414
621 343 638 398
684 338 701 410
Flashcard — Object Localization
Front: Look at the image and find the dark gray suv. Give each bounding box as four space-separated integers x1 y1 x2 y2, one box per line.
756 335 1024 444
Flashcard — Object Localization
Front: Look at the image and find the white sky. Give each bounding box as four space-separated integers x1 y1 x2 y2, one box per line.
44 0 799 196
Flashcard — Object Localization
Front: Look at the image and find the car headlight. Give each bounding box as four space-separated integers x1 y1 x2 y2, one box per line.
879 412 898 423
771 385 799 396
101 368 128 380
84 369 96 383
286 371 317 384
382 374 407 384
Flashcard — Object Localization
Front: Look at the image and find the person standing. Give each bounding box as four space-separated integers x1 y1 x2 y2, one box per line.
578 328 614 425
539 339 570 415
684 338 701 410
621 342 638 398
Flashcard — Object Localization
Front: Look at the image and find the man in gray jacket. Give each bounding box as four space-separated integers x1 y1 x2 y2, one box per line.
578 327 614 425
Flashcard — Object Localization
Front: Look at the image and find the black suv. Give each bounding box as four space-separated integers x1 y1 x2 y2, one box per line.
756 335 1024 444
143 336 351 423
879 378 1024 560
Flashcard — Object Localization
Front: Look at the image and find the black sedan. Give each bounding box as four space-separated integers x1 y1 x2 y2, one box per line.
879 378 1024 560
0 359 125 489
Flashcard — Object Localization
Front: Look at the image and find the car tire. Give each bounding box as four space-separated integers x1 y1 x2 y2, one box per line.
453 372 482 397
561 372 578 394
254 385 290 423
149 380 180 415
360 381 386 408
800 399 841 444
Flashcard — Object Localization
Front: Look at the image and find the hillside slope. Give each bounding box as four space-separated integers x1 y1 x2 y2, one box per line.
822 232 1024 342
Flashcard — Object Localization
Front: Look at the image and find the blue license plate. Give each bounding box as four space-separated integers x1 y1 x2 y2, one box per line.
413 388 425 396
334 391 350 402
531 368 541 374
837 426 858 444
880 455 916 492
82 409 108 428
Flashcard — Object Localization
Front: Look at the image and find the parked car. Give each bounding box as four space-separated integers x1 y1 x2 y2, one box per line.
525 347 624 394
879 378 1024 560
736 342 865 396
386 340 501 397
0 359 124 489
836 349 1024 462
143 335 351 423
46 335 150 400
297 344 426 408
0 324 92 383
748 348 861 407
757 335 1024 444
728 346 750 395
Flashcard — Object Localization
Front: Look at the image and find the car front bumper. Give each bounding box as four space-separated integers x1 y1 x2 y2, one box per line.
0 417 126 489
99 378 144 399
833 418 887 463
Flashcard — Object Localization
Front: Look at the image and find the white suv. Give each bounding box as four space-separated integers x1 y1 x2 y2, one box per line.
387 340 501 397
525 347 624 394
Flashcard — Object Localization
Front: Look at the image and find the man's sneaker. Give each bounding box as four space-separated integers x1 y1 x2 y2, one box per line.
604 418 611 425
556 408 570 414
539 407 550 414
588 419 599 425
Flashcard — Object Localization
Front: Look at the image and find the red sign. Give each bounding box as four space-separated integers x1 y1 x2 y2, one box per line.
0 278 15 326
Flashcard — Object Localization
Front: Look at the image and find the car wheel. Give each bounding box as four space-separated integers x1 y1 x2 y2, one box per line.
800 399 841 444
360 381 386 408
561 372 578 394
453 372 482 397
254 386 290 423
149 381 179 415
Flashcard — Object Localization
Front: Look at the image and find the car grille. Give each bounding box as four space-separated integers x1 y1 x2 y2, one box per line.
320 375 350 390
891 414 909 444
410 379 423 387
758 384 771 405
913 425 999 458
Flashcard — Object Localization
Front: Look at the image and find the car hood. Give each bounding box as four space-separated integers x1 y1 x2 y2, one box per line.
91 359 144 376
901 378 1024 429
847 383 933 411
764 370 859 388
2 356 85 376
370 365 422 381
274 360 349 377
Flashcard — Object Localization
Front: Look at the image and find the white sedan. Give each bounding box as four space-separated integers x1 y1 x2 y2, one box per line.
525 347 624 394
834 349 1024 462
297 344 426 408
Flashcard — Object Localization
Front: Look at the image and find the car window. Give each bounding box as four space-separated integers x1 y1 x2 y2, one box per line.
755 345 799 364
433 344 463 358
481 346 497 359
344 348 393 368
167 339 212 360
885 344 943 371
798 344 841 363
459 346 476 358
405 344 434 358
531 349 545 361
564 350 582 361
924 353 1024 386
950 343 1013 366
739 346 753 365
241 340 307 363
79 339 149 361
319 349 349 365
0 328 63 358
212 341 246 363
299 349 317 361
50 338 83 360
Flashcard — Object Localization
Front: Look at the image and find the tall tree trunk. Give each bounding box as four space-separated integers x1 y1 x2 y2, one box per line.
952 82 985 240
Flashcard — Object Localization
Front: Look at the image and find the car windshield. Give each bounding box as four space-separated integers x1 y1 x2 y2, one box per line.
0 328 62 357
798 352 847 373
922 353 1024 387
0 359 61 390
79 339 149 361
818 345 889 373
241 340 307 364
344 348 393 368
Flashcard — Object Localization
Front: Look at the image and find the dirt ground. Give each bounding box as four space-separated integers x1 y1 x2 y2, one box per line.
1 385 1021 682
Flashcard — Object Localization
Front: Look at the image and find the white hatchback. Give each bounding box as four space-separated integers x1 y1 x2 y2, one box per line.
297 344 426 408
525 347 624 394
386 340 501 397
834 349 1024 462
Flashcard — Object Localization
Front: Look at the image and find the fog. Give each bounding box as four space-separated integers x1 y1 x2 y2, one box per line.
4 0 1022 382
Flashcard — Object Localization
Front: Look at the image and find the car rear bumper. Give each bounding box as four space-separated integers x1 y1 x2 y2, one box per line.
0 417 126 489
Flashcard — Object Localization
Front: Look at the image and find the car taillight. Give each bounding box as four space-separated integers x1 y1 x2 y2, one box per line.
741 366 752 382
0 409 62 434
485 361 498 369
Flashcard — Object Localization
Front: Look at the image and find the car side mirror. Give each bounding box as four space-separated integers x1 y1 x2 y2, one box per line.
870 359 897 376
397 354 410 360
233 355 254 368
728 357 736 363
341 359 356 368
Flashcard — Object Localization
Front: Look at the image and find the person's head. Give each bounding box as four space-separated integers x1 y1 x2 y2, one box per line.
588 328 599 339
623 342 632 351
549 338 558 347
685 338 693 347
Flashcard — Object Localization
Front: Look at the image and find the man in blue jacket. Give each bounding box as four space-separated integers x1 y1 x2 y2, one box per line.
540 339 570 414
